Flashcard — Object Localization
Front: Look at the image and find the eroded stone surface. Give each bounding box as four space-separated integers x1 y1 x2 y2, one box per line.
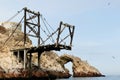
0 24 103 79
57 54 103 77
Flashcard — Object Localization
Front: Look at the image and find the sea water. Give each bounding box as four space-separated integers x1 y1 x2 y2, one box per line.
56 75 120 80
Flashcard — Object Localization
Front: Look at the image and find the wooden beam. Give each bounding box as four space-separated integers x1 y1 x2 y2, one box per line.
24 49 27 69
38 52 41 68
29 53 32 69
18 51 20 62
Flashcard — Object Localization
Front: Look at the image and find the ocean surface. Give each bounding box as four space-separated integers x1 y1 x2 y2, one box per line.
56 76 120 80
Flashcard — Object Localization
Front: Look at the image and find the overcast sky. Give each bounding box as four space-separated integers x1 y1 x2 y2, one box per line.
0 0 120 75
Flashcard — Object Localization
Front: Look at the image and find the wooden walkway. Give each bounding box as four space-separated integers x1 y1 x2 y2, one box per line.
11 44 71 69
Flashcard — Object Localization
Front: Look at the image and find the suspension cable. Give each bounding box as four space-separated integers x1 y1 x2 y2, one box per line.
14 24 44 47
31 14 56 44
43 17 55 32
40 28 59 45
5 9 23 22
59 34 70 43
40 23 53 44
42 16 66 44
41 16 51 34
41 15 55 43
2 16 24 47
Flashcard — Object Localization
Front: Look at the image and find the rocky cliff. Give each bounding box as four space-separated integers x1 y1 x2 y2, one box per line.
58 54 103 77
0 25 103 79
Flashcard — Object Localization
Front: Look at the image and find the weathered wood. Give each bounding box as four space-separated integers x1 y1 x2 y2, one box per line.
29 53 32 69
24 49 27 69
24 7 40 47
10 8 74 72
24 8 26 47
38 52 41 68
18 51 20 62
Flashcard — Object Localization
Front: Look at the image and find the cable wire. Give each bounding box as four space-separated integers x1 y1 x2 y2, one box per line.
42 16 65 44
5 9 23 22
41 15 55 43
2 16 24 47
43 17 55 32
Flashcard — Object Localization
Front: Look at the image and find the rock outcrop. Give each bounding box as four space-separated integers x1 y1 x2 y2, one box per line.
57 54 103 77
31 51 71 78
58 54 104 77
0 25 71 79
0 24 103 79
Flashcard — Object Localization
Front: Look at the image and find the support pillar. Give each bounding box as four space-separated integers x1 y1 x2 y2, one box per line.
29 53 32 69
17 51 20 62
38 52 41 68
24 49 27 69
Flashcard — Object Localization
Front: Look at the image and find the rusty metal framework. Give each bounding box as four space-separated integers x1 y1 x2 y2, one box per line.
24 7 40 47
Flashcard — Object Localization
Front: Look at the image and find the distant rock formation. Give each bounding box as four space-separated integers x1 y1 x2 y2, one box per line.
32 51 103 77
0 23 103 79
57 54 103 77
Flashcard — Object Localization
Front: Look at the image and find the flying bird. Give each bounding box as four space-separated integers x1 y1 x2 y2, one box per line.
112 56 115 59
108 2 111 6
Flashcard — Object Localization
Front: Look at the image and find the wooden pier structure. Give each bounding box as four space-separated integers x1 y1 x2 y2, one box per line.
8 7 75 70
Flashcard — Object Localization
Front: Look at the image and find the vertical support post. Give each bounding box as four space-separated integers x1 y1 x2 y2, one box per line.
12 52 13 68
24 7 27 47
38 52 41 68
23 7 41 47
29 53 32 69
24 49 27 69
70 26 75 47
18 51 20 62
56 21 62 47
38 12 40 46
